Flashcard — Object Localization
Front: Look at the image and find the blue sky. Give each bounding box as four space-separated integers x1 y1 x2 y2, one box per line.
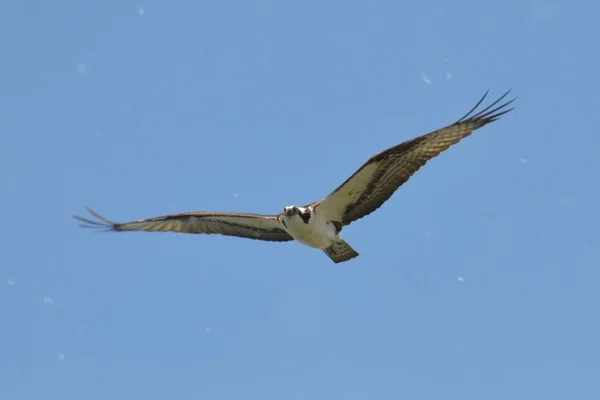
2 0 599 399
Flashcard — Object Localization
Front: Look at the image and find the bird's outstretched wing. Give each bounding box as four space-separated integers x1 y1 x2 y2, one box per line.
74 207 294 242
310 90 517 226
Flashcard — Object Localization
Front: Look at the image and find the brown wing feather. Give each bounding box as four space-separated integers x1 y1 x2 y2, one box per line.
311 90 517 226
74 207 294 242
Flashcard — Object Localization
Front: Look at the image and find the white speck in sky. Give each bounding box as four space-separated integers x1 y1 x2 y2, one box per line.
8 278 15 286
421 73 432 85
204 327 212 333
519 157 528 164
457 276 465 282
43 296 54 305
58 353 65 360
446 72 453 80
138 7 145 15
233 192 239 198
76 63 86 74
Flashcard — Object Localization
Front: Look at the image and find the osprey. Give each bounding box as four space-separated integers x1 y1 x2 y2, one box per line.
75 90 516 263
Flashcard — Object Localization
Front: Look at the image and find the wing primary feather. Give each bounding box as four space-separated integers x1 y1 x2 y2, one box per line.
478 98 516 120
73 207 119 231
467 90 515 119
455 89 490 123
456 89 516 124
84 207 117 225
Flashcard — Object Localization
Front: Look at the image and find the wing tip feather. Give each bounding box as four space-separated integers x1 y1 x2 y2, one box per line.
73 207 119 232
455 89 517 127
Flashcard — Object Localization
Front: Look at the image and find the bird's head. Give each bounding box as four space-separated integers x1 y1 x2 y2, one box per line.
283 206 311 224
283 206 300 217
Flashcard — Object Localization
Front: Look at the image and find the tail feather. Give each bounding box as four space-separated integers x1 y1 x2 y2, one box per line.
323 240 359 264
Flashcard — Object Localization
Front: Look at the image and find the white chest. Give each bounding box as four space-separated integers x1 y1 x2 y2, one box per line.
284 212 338 249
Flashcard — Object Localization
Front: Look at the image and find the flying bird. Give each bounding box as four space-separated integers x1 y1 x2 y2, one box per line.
75 90 516 263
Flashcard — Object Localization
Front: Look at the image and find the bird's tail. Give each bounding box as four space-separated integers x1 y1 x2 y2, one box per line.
323 240 359 264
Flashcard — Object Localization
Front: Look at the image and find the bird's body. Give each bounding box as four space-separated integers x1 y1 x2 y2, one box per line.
281 206 337 249
75 90 517 263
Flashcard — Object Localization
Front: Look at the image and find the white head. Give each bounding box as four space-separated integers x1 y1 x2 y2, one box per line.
283 205 311 223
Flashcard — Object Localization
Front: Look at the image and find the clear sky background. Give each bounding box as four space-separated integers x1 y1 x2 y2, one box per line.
2 1 599 399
